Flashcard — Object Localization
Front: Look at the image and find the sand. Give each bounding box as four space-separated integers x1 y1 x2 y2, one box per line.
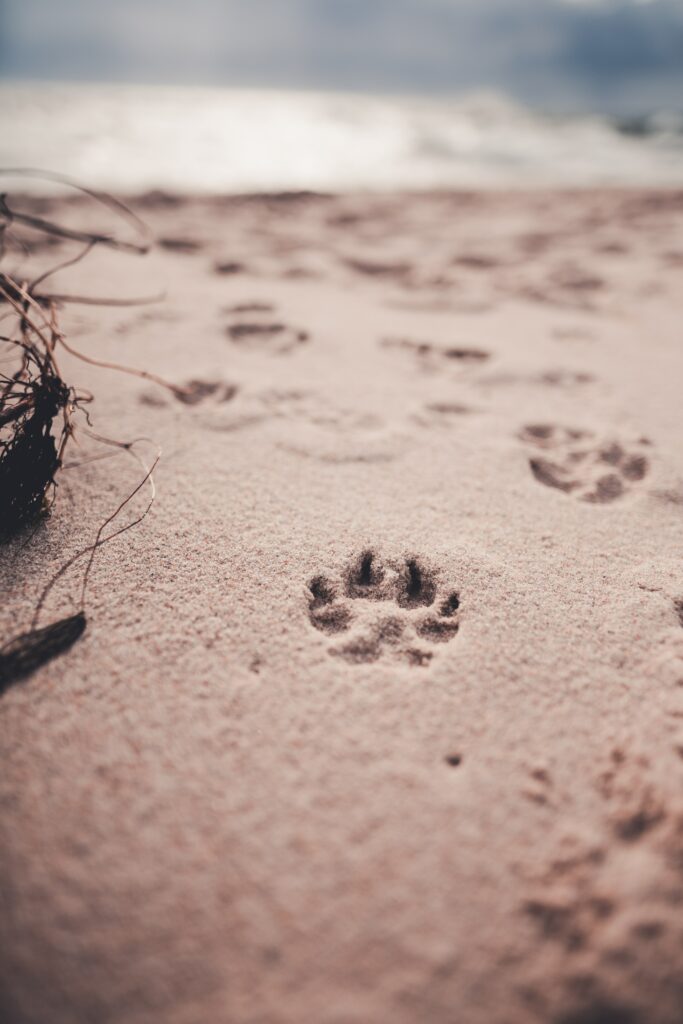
1 188 682 1024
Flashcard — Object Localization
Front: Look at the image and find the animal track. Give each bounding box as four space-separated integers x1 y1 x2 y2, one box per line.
158 236 202 254
213 260 248 275
226 322 309 350
224 303 309 353
344 257 413 282
520 424 650 503
307 551 460 666
521 746 683 1024
138 378 238 409
382 337 490 366
174 379 238 405
223 302 275 315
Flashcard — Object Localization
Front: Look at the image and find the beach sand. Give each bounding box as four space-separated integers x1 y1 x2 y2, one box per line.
1 188 682 1024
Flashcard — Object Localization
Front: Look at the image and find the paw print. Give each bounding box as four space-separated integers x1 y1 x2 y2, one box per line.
224 303 309 354
307 550 461 667
520 424 650 503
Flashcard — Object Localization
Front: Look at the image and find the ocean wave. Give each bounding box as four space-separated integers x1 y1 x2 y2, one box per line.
2 81 682 192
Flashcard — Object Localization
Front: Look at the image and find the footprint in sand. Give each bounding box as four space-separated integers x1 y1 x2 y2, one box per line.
344 257 413 283
412 402 475 429
223 302 276 315
224 302 309 354
382 337 490 367
138 378 238 409
307 550 461 667
213 260 248 276
276 400 403 465
158 236 203 254
478 369 595 390
520 424 650 503
522 745 683 1023
174 379 238 405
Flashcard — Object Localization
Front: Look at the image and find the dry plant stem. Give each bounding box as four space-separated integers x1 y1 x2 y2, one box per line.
2 206 146 254
56 332 185 396
0 167 151 246
0 174 174 684
0 283 53 348
0 169 151 254
2 277 185 398
36 292 165 306
0 282 71 541
30 443 160 630
27 236 161 305
29 239 97 292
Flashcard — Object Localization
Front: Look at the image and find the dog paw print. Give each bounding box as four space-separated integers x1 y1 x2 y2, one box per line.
381 336 490 368
307 550 461 667
224 303 309 354
139 378 237 408
520 424 650 503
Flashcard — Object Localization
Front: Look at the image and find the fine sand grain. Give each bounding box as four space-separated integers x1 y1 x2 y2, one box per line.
1 189 682 1024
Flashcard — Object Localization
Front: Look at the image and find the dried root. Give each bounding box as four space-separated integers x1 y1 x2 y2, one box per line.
0 172 176 689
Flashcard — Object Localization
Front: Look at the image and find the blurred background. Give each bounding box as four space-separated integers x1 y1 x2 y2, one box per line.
1 0 682 190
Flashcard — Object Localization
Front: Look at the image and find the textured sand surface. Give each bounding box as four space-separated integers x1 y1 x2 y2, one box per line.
1 189 682 1024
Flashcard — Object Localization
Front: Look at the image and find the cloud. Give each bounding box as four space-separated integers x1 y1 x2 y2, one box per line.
1 0 682 112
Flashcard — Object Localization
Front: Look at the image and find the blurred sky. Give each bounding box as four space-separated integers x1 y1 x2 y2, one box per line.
1 0 682 113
